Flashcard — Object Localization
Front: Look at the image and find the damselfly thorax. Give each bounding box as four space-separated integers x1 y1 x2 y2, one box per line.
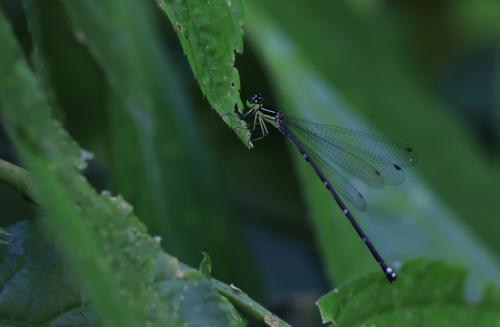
245 93 283 140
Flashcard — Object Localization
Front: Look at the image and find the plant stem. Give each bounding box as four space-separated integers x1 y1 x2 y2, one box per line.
0 158 35 203
0 159 292 326
212 279 293 327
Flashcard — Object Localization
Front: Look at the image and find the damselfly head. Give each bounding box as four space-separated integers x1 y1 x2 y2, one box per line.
246 93 263 108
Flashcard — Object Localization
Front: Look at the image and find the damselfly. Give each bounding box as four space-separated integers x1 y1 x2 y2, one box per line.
241 93 417 283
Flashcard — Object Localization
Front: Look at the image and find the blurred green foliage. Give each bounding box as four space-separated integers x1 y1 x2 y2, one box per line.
0 0 499 325
0 4 245 326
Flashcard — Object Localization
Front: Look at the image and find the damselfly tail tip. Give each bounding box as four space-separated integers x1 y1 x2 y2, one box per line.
384 266 398 283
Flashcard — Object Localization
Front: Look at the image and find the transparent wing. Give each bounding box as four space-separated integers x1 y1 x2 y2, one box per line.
285 117 417 187
307 145 368 210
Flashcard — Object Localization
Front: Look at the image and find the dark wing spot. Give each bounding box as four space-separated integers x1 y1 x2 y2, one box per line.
374 170 381 176
394 164 402 171
406 147 413 153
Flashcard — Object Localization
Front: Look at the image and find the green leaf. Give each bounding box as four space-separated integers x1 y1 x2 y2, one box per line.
248 0 500 261
250 0 500 262
244 1 500 292
0 11 244 326
24 0 256 290
199 251 213 276
0 220 96 327
156 0 252 147
317 260 500 327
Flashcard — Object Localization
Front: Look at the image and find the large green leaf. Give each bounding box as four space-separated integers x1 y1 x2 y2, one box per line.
248 0 500 260
156 0 252 147
0 220 96 327
317 260 500 327
0 11 244 326
23 0 256 288
244 3 500 292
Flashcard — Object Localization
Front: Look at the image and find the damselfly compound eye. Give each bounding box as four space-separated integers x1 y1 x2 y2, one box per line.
247 93 263 106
